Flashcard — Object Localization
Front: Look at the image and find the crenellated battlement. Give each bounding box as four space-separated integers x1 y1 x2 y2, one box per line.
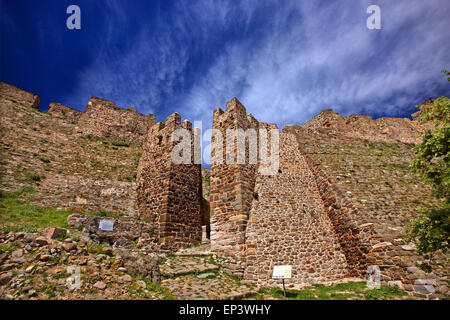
48 102 82 122
301 107 433 144
0 81 41 109
75 96 155 146
210 97 280 274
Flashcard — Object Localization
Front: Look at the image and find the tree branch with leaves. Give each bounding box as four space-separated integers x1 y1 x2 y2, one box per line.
404 76 449 269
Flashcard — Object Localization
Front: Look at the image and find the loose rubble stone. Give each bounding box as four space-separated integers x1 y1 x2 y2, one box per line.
39 255 51 262
0 264 14 272
35 237 49 246
67 214 154 247
12 249 23 258
28 290 37 297
116 250 161 284
11 257 26 264
93 281 107 290
62 243 77 251
0 272 13 285
23 233 36 243
25 266 35 273
414 279 437 286
414 285 436 295
0 253 7 264
118 275 132 283
46 228 67 240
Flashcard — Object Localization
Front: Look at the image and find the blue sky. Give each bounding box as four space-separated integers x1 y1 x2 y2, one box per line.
1 0 449 130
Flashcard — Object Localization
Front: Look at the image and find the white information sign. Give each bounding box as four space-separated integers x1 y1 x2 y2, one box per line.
272 265 292 279
98 219 114 231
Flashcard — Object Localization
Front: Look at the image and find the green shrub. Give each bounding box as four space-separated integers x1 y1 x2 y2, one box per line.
22 169 46 182
111 141 131 147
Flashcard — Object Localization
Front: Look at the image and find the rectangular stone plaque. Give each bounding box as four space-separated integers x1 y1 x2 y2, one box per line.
98 219 114 231
272 265 292 279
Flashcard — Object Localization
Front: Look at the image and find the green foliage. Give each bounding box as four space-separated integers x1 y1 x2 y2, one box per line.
39 156 52 163
111 140 131 147
98 210 108 217
412 131 449 199
405 204 449 257
364 285 405 300
22 169 46 182
443 70 450 82
407 94 450 260
415 96 450 125
86 243 111 255
119 173 136 182
0 187 150 234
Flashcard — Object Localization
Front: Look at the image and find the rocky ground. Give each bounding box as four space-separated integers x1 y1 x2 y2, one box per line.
0 228 415 300
0 229 169 300
0 224 256 300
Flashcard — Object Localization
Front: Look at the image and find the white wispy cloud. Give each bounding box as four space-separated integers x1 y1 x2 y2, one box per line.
182 0 450 128
66 0 450 130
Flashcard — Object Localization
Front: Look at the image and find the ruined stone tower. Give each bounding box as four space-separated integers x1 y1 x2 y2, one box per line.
209 98 369 283
209 98 262 273
243 132 352 284
136 112 202 250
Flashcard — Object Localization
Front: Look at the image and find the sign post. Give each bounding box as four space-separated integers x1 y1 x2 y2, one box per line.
272 265 292 298
98 219 114 231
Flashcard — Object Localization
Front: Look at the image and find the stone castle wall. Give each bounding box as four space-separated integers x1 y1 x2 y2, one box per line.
243 133 350 285
0 87 140 219
136 112 202 250
33 175 137 217
302 109 428 144
0 81 41 109
75 97 155 145
1 80 445 295
48 102 82 123
210 98 372 281
302 153 371 277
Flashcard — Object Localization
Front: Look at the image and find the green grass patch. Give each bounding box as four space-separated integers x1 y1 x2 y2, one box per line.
132 274 178 300
0 241 21 255
248 281 406 300
0 187 70 232
39 157 52 163
22 169 46 182
111 141 131 147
